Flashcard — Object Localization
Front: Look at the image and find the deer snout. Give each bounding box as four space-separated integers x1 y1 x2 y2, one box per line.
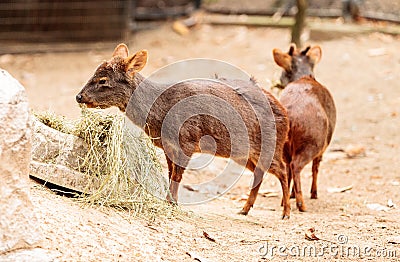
75 93 97 108
76 93 83 103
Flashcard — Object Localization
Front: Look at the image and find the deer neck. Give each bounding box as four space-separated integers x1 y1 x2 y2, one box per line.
291 62 315 82
125 73 168 129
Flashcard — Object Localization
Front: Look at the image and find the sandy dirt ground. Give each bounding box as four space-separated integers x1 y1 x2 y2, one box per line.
1 20 400 261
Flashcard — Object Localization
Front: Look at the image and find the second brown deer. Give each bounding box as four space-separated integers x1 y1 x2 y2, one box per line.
76 44 291 218
273 44 336 211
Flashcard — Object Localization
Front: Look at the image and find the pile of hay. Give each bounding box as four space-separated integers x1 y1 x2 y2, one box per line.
34 107 174 220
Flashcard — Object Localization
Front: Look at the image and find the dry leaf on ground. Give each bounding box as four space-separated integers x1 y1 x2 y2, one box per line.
258 189 279 197
327 185 353 193
305 228 320 241
183 185 199 192
368 48 386 57
387 199 396 208
172 21 190 35
366 203 391 212
345 144 366 158
388 236 400 244
203 231 216 242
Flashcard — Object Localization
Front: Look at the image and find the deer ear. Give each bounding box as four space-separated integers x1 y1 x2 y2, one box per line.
288 43 296 56
113 43 129 58
307 46 322 65
273 48 292 71
125 50 148 75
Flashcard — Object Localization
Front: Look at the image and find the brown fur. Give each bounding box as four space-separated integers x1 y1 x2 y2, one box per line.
77 44 291 218
273 44 336 211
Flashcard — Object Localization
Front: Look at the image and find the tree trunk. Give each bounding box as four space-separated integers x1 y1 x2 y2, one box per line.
291 0 307 47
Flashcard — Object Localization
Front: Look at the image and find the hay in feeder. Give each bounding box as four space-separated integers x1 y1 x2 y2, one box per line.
34 107 175 220
33 110 75 134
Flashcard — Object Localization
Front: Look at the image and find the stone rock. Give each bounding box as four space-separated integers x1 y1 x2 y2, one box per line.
0 69 42 253
30 117 101 193
30 161 99 194
31 118 89 170
0 248 58 262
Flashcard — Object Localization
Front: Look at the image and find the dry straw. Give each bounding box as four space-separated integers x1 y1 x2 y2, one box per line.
34 107 176 220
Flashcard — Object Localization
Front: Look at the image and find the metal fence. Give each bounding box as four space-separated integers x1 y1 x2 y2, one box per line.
0 0 201 54
0 1 130 42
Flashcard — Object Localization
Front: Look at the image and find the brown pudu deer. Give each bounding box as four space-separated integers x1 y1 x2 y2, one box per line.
273 44 336 212
76 44 291 218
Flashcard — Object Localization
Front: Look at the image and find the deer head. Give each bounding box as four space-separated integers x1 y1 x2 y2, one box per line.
273 44 322 87
76 44 148 111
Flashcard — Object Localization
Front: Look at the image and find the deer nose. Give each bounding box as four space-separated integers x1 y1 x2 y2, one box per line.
76 94 83 103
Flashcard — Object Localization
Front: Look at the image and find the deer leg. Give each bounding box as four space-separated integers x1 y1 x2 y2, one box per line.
311 156 322 199
279 174 291 219
265 158 291 219
167 162 185 204
283 144 295 200
165 155 173 180
290 186 296 198
165 156 174 202
165 144 193 204
288 163 295 199
291 157 309 212
272 160 290 219
239 166 263 216
281 161 294 205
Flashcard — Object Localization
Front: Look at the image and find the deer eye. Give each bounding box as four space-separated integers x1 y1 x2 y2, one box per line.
98 77 107 85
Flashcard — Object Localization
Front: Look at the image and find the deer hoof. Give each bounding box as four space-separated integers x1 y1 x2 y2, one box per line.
238 209 249 216
311 192 318 199
297 202 306 212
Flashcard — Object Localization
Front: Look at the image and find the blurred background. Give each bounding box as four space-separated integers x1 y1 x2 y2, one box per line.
0 0 398 119
0 0 399 53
